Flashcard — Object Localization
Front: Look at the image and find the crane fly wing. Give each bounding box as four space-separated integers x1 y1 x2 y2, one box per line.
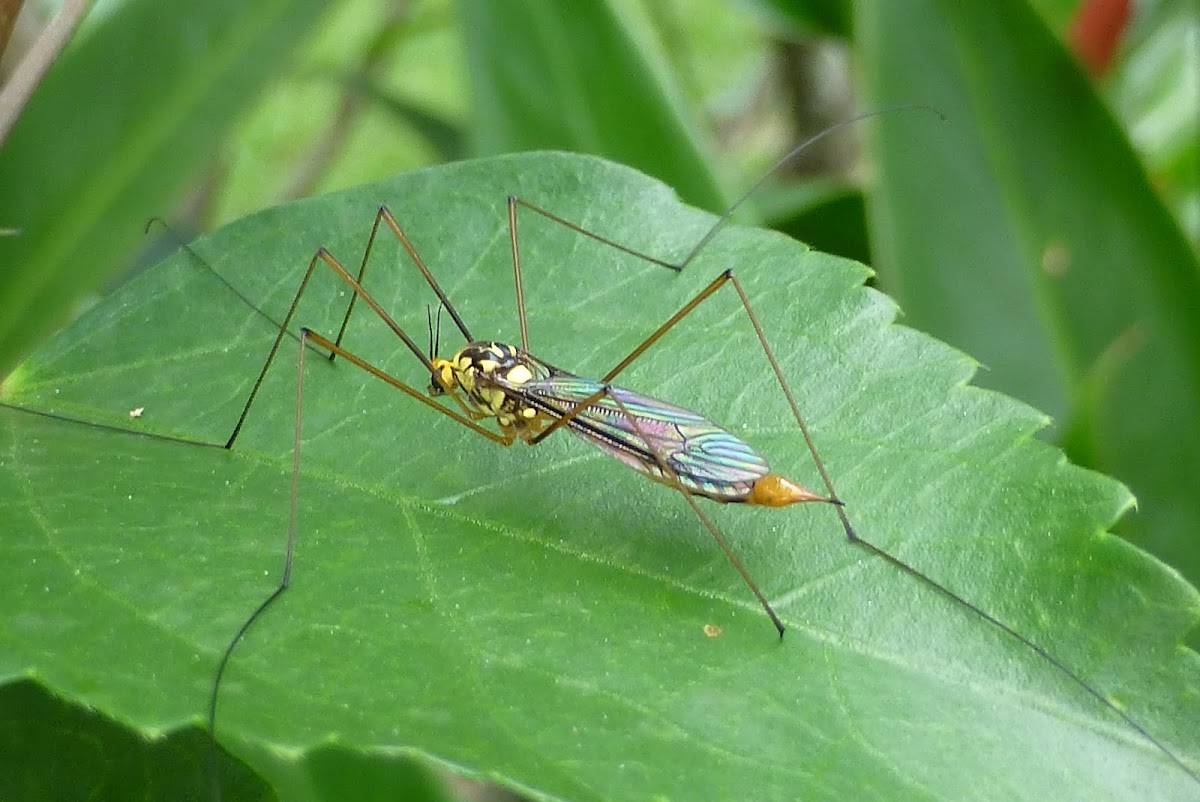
514 373 770 501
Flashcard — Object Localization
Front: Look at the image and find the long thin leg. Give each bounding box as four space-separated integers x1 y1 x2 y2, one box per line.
569 266 1200 784
496 245 1200 782
207 323 515 799
0 401 225 449
226 240 483 450
208 325 512 718
208 323 309 802
506 196 680 354
208 233 521 800
214 248 517 701
601 387 786 637
508 198 530 351
330 206 474 358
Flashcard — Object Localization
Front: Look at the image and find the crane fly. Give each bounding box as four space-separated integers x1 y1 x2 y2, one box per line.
1 119 1197 800
245 202 838 647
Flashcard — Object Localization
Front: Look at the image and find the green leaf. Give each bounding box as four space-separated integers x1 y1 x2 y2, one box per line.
2 154 1197 800
857 1 1200 594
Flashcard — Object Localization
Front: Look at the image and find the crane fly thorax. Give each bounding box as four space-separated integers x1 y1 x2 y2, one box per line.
431 341 550 429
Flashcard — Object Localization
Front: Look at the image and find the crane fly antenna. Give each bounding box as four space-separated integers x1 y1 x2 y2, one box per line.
434 303 444 359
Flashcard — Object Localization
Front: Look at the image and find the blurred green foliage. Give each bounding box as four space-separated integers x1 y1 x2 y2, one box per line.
1 0 1196 799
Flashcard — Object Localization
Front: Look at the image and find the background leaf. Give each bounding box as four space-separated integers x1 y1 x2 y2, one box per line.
0 0 330 378
858 0 1200 605
2 153 1198 801
461 0 729 213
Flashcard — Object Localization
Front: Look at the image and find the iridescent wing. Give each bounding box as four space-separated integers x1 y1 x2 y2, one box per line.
501 371 771 502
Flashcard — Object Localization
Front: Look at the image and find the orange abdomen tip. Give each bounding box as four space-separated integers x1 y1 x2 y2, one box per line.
747 473 837 507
